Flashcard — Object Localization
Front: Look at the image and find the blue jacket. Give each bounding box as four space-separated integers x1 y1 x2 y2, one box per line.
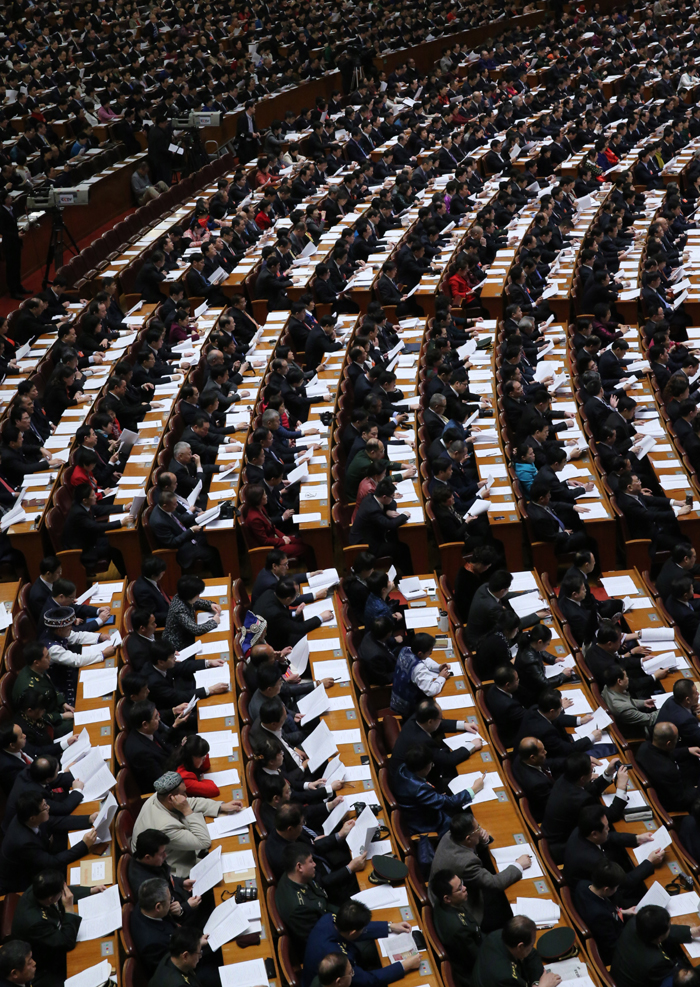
514 461 537 495
303 913 405 987
364 593 394 625
392 762 473 836
390 647 423 716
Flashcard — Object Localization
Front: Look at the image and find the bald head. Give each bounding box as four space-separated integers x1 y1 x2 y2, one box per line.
652 721 678 750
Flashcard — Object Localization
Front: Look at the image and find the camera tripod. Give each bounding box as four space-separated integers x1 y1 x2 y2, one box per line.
350 63 365 91
42 207 79 289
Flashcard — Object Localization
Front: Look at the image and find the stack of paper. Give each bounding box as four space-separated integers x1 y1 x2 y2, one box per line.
351 884 409 910
80 667 118 699
194 665 231 691
513 897 560 926
204 897 257 951
297 683 332 724
219 958 269 987
601 575 638 597
207 806 256 838
640 627 675 643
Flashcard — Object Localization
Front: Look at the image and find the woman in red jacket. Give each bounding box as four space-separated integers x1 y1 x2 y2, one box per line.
447 256 474 305
172 735 220 797
70 448 112 501
240 484 306 559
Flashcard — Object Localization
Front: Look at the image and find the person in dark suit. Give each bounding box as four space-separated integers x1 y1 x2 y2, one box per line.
135 252 167 304
123 700 177 794
129 879 184 978
655 544 700 601
514 690 603 762
636 721 700 811
453 549 497 624
611 906 698 987
573 860 635 964
2 753 86 833
0 722 64 797
655 678 700 748
305 322 343 372
132 557 171 626
358 617 399 686
511 737 557 823
0 791 96 892
563 804 659 906
256 258 292 311
148 494 223 576
348 479 412 574
616 471 689 554
679 799 700 864
542 752 628 862
252 579 333 651
0 191 27 298
664 577 700 654
250 550 318 607
266 804 358 901
147 117 174 186
526 480 590 555
465 570 543 650
236 102 260 163
389 700 482 790
484 665 526 749
27 557 62 622
62 485 127 576
556 573 601 647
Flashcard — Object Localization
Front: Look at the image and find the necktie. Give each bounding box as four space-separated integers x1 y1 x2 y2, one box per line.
21 752 31 765
159 585 171 604
0 476 15 496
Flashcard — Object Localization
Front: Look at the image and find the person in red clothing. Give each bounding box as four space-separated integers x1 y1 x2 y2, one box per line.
171 735 220 797
69 448 114 501
255 200 274 230
352 461 387 522
447 257 474 306
241 485 306 559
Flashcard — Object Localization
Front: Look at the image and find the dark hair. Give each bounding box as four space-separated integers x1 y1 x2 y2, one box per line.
636 904 671 942
0 943 31 980
282 841 314 874
336 900 372 934
134 828 171 859
169 926 204 958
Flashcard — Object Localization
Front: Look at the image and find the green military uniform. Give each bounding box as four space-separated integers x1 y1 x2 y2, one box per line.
275 873 338 945
11 886 82 987
12 666 71 736
610 916 692 987
149 955 202 987
471 930 544 987
344 449 402 500
432 900 482 987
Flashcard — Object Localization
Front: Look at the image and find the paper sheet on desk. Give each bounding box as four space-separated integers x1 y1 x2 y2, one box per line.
219 959 269 987
194 665 231 691
352 884 409 910
312 658 349 681
76 884 121 940
492 843 543 879
558 688 592 716
197 609 230 632
198 702 235 720
302 719 338 772
207 806 255 838
308 637 341 653
601 575 638 596
74 707 110 725
436 694 475 711
65 960 113 987
222 849 255 873
80 667 118 699
204 768 240 788
198 730 238 755
303 600 338 626
448 772 501 802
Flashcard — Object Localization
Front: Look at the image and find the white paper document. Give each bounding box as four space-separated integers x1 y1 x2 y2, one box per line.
189 845 223 895
65 960 113 987
219 958 269 987
633 825 672 863
302 720 338 773
77 884 122 941
492 843 543 879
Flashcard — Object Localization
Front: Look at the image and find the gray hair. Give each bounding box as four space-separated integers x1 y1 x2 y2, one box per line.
429 393 447 410
173 441 191 458
138 878 169 911
261 410 279 426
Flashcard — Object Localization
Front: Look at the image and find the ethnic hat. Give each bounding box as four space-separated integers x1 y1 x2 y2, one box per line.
154 771 184 795
43 606 76 628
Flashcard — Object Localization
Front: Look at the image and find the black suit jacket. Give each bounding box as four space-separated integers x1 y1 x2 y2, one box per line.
3 768 83 832
252 589 322 650
123 729 171 793
514 706 592 761
484 686 525 749
557 595 598 647
390 715 470 786
511 759 554 822
563 826 652 890
132 577 170 626
149 504 206 568
542 774 627 861
635 740 699 811
0 814 90 892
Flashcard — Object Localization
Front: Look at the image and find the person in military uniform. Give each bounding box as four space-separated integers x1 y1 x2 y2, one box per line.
275 842 338 950
11 870 83 987
149 926 205 987
303 899 421 987
11 643 73 738
308 954 354 987
471 916 555 987
610 905 700 987
429 870 483 987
